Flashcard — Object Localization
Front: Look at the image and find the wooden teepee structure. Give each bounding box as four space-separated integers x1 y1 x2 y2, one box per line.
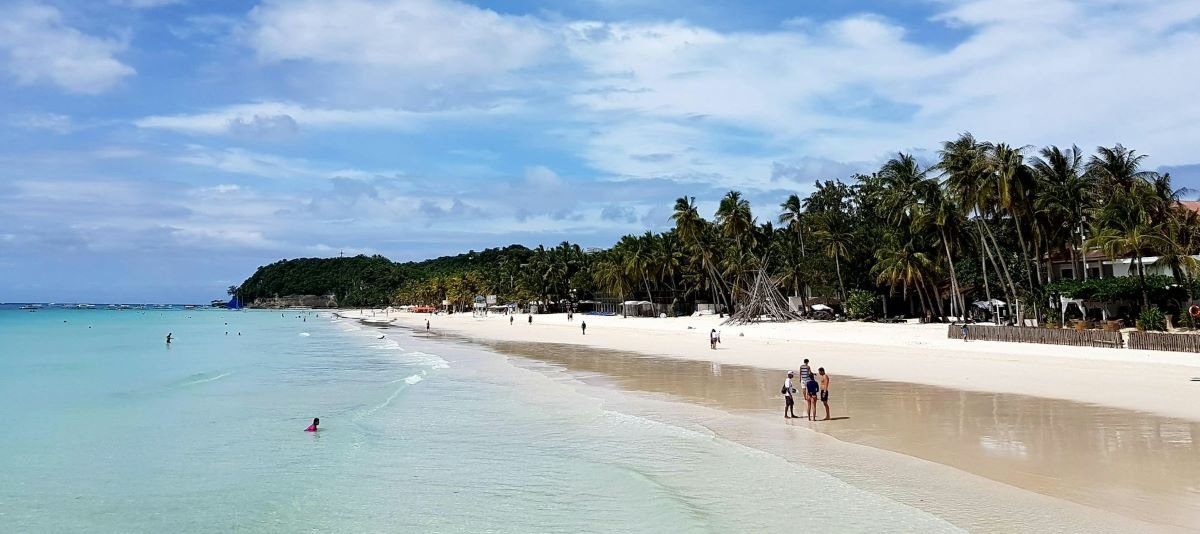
723 262 804 325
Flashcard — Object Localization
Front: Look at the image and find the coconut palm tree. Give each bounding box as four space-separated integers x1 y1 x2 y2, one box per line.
873 243 934 316
1032 145 1094 280
813 213 853 301
1088 183 1171 308
1087 144 1154 194
778 194 808 257
716 191 754 248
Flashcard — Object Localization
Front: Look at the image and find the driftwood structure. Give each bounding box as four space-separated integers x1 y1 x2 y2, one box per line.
949 325 1123 348
723 265 803 325
1128 331 1200 352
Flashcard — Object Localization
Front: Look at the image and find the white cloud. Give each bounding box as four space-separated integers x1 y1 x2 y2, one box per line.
9 112 73 133
248 0 550 78
135 100 521 135
173 145 394 180
0 3 135 93
559 1 1200 178
110 0 185 8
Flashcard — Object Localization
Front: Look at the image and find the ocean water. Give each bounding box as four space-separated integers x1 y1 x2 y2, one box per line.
0 306 959 532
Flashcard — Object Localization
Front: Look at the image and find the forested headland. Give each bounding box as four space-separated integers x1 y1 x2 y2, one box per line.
234 134 1200 325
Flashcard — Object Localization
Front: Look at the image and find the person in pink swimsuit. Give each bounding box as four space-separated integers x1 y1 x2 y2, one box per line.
305 417 319 432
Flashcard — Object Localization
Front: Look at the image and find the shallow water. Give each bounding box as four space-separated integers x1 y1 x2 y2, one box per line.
1 308 961 532
486 340 1200 531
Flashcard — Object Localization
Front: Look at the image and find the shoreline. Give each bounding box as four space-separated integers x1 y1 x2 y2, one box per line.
344 312 1199 531
344 309 1200 423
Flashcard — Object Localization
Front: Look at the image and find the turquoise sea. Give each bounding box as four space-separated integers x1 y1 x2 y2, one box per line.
0 306 959 532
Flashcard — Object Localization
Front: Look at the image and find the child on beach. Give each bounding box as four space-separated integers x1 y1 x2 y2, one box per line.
783 372 797 418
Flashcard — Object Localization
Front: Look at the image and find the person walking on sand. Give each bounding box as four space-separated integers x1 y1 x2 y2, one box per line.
528 314 533 324
581 321 587 335
818 367 831 420
783 372 798 418
510 316 514 325
710 329 717 350
426 319 430 330
961 323 969 342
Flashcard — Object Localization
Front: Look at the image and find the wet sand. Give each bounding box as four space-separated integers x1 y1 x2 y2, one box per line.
489 340 1200 531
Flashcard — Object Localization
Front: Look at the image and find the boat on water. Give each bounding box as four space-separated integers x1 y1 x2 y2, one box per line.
18 304 41 311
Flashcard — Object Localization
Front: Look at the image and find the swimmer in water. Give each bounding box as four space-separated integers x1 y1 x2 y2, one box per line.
166 333 173 344
305 417 319 432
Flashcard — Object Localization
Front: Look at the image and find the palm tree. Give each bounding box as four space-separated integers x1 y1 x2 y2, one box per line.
671 196 704 246
716 191 754 248
813 213 853 301
873 243 934 316
938 133 1015 319
778 194 808 257
592 255 631 316
1087 144 1154 194
1088 183 1171 308
1032 145 1094 280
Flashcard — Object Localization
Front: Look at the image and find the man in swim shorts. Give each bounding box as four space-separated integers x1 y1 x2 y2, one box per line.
818 367 831 420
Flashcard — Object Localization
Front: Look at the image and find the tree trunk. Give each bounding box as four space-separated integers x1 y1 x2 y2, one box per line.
931 281 946 320
1014 217 1035 290
1137 253 1149 309
981 226 1012 323
982 220 1022 322
1080 219 1090 280
941 227 963 320
980 233 993 322
834 254 846 302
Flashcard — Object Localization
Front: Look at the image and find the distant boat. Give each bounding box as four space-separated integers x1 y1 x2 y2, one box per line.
19 304 39 311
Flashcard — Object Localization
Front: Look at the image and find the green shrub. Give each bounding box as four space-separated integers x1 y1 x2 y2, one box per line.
1180 309 1195 329
844 289 879 320
1139 307 1167 332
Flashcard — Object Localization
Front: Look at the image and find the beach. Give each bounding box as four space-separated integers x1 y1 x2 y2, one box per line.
357 310 1200 422
344 309 1200 530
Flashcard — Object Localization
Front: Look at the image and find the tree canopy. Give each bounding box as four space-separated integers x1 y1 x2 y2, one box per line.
236 136 1200 321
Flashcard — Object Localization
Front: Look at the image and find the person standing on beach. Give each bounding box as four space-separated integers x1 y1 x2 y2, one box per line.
961 323 969 342
783 372 797 418
581 321 587 335
817 368 831 420
426 319 430 330
805 374 820 420
710 329 717 350
528 314 532 324
510 316 514 325
798 359 813 418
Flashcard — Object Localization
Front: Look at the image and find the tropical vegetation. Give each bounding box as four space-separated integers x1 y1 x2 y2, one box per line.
236 135 1200 324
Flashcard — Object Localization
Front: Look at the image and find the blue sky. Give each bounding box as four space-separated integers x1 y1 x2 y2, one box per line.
2 0 1200 303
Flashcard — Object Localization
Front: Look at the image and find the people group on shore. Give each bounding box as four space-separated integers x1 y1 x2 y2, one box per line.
785 358 831 421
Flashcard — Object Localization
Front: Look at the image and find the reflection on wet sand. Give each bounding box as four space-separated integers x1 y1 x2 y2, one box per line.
492 341 1200 530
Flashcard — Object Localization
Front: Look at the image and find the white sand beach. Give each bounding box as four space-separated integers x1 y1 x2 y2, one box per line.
344 310 1200 422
